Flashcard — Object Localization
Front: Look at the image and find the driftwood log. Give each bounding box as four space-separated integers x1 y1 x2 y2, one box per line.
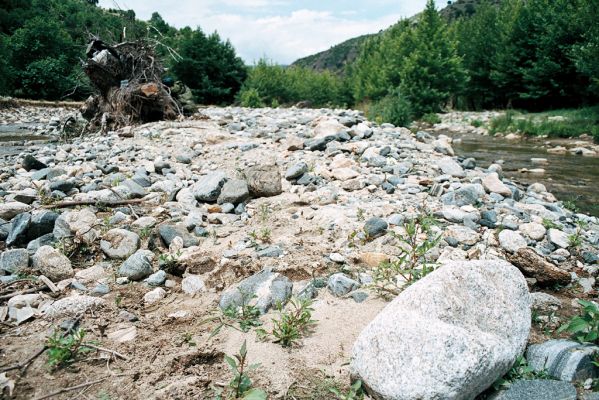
81 39 181 131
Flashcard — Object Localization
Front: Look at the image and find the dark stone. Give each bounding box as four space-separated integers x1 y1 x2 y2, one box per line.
22 154 47 171
49 179 75 193
582 251 599 264
100 164 119 174
26 211 58 241
6 212 31 247
158 224 199 248
364 217 388 239
489 379 576 400
305 135 336 151
26 233 56 255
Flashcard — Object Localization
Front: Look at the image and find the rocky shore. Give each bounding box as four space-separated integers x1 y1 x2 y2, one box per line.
0 106 598 399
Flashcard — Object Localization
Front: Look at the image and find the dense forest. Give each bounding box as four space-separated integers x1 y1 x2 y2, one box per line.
1 0 598 130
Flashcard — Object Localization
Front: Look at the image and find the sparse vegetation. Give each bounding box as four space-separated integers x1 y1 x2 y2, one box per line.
371 215 441 297
542 218 560 230
493 356 549 390
158 251 182 274
46 328 94 370
214 340 267 400
330 380 364 400
558 299 599 345
257 298 316 347
207 295 263 337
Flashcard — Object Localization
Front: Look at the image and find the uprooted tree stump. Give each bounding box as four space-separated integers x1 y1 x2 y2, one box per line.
81 39 181 132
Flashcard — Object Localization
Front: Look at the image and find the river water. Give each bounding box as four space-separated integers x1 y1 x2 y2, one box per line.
445 132 599 217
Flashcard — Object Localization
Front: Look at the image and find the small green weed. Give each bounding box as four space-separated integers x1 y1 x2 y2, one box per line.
330 380 364 400
371 215 441 297
421 112 441 125
542 218 560 230
471 119 483 128
206 295 262 337
493 356 549 390
138 226 152 240
558 299 599 344
257 298 316 347
214 340 267 400
181 332 196 347
46 328 94 370
158 251 182 274
356 208 365 222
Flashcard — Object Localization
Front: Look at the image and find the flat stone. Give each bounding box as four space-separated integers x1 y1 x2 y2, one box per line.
245 165 282 197
332 168 359 181
31 245 74 281
219 269 292 314
437 157 465 178
483 173 512 197
0 202 31 220
526 339 599 382
441 184 484 207
100 229 140 259
181 275 206 295
444 225 480 245
351 260 531 400
217 179 249 205
42 295 105 318
144 287 166 304
285 162 309 180
548 229 570 249
489 380 576 400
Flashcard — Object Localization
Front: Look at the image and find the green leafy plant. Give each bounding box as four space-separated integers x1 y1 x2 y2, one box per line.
257 298 316 347
421 112 441 125
181 332 196 347
563 199 579 213
542 218 560 230
558 299 599 344
206 295 262 337
568 220 587 249
493 356 549 390
371 215 441 297
330 380 364 400
46 328 94 370
138 226 152 240
214 340 267 400
471 119 483 128
158 251 182 274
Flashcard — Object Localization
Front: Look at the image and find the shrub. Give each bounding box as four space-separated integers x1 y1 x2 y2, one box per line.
558 299 599 344
239 87 264 108
367 89 413 127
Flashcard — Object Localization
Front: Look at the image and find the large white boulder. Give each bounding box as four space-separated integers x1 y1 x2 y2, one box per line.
351 260 531 400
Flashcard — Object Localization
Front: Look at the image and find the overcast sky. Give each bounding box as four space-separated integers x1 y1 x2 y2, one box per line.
98 0 447 64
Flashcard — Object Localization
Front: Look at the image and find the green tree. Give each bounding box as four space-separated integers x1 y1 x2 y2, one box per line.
172 28 247 104
399 0 466 115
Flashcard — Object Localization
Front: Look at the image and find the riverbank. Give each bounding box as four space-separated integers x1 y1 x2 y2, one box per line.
0 106 598 399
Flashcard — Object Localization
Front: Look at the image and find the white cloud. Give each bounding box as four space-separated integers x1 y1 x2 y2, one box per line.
98 0 441 64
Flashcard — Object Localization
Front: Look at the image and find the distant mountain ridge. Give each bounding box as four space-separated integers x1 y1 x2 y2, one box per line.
291 0 501 74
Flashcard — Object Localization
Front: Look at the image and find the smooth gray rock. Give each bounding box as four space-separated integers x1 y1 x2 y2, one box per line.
118 250 153 281
145 270 166 286
219 269 292 314
364 217 388 239
100 229 140 259
158 224 199 248
489 380 576 400
0 202 31 221
217 179 249 205
441 184 485 206
193 171 227 202
31 245 74 281
285 162 309 180
256 245 283 258
548 229 570 249
26 233 56 255
437 157 465 178
0 249 29 274
351 260 531 400
245 165 282 197
526 340 599 382
327 273 360 296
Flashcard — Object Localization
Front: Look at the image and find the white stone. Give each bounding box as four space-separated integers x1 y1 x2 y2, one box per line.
444 225 480 245
498 230 528 253
437 158 465 178
181 275 206 295
329 253 346 263
548 229 570 249
31 246 74 282
519 223 546 241
482 173 512 197
351 260 531 400
331 168 359 181
144 287 166 304
0 202 31 220
100 228 140 259
42 295 105 318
